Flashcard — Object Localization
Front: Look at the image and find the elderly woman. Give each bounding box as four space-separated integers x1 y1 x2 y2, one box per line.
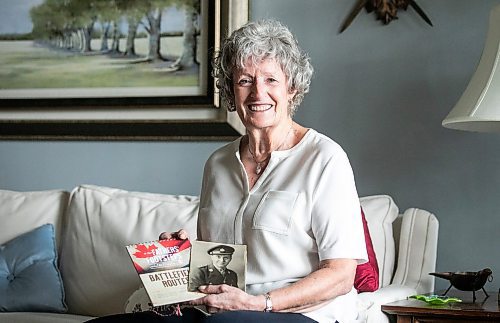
186 18 367 323
89 19 367 323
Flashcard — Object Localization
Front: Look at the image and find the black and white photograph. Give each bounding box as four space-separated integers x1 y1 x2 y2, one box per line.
188 241 246 292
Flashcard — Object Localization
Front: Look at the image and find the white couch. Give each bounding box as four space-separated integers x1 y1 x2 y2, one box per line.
0 185 438 323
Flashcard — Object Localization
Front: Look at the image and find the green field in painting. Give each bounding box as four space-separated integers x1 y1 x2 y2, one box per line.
0 37 198 89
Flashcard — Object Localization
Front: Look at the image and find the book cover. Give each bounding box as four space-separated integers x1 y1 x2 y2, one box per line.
126 239 204 307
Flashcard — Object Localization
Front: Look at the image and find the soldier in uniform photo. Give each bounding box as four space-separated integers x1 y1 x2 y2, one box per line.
188 245 238 291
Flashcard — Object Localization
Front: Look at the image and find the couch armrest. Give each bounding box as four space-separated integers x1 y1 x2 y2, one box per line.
358 284 417 304
357 284 417 323
391 208 439 294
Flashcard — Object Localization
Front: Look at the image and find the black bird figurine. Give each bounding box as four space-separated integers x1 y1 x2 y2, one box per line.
430 268 493 302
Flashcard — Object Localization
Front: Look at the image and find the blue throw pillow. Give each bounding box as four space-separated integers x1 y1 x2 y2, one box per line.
0 224 67 312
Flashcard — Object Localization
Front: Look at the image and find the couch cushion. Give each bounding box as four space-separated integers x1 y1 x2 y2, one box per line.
0 224 67 312
0 312 94 323
357 284 417 323
359 195 399 287
0 189 69 252
59 185 199 317
354 207 379 293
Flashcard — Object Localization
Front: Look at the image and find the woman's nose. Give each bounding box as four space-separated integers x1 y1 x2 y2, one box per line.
251 78 265 97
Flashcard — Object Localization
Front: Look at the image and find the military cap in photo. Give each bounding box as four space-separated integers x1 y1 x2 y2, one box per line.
207 245 235 255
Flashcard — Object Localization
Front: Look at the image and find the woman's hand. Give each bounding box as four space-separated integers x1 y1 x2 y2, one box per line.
158 229 189 240
189 284 264 314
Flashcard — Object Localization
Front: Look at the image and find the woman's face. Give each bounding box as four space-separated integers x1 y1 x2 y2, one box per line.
232 58 296 131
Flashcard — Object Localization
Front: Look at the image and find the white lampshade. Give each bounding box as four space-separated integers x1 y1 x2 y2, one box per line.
442 4 500 132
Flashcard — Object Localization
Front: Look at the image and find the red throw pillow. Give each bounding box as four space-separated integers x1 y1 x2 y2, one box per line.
354 207 380 293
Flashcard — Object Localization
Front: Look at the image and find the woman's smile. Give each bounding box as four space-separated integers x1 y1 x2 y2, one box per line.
248 104 273 112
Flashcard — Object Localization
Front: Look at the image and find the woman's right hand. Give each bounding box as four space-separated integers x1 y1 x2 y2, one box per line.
158 229 189 240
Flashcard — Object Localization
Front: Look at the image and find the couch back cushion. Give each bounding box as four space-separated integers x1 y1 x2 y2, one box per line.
359 195 399 287
0 189 69 252
58 185 199 317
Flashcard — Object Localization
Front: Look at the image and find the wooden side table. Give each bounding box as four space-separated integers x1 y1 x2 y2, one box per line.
381 290 500 322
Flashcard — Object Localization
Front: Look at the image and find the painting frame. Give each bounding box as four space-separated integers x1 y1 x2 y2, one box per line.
0 0 247 141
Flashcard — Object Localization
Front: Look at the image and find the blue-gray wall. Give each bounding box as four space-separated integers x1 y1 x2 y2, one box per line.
1 0 499 292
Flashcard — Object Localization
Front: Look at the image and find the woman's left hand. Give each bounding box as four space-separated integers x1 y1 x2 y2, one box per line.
189 284 263 313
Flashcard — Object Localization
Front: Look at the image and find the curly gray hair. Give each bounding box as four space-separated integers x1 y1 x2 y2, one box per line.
212 19 313 115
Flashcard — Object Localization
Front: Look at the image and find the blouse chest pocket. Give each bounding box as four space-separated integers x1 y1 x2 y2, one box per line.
252 190 299 235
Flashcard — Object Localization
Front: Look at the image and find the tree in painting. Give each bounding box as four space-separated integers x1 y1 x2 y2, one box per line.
171 0 200 70
29 0 200 70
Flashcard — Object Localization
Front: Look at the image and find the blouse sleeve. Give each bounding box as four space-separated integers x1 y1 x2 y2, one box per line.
311 151 368 264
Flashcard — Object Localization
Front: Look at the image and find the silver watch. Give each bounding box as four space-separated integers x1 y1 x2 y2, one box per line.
264 293 273 312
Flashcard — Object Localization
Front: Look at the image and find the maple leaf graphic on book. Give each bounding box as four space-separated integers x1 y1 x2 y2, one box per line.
128 240 192 274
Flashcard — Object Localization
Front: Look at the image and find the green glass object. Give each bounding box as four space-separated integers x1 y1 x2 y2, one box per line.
409 294 462 305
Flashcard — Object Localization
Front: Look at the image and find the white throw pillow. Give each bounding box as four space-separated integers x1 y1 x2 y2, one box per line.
0 189 69 252
359 195 399 287
59 185 199 317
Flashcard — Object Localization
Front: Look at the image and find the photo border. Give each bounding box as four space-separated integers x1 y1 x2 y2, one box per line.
0 0 247 141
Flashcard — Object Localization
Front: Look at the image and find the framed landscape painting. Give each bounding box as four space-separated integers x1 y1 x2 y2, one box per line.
0 0 247 140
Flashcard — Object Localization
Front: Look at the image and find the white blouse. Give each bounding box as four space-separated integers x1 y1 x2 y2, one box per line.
197 129 367 323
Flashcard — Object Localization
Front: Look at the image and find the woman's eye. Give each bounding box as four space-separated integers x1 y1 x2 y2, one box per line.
267 78 278 83
237 79 252 86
